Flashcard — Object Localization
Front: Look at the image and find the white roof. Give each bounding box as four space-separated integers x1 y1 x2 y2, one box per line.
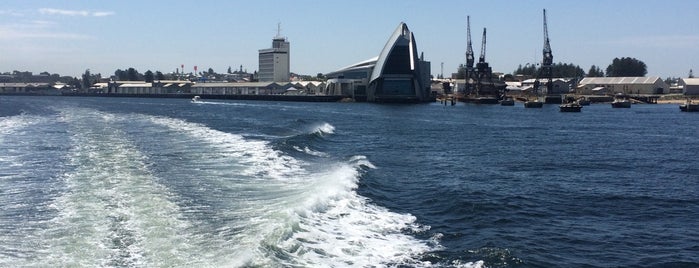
118 83 152 87
579 77 661 85
680 78 699 86
522 78 569 83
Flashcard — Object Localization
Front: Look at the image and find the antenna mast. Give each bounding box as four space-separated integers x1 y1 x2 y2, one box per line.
276 22 282 38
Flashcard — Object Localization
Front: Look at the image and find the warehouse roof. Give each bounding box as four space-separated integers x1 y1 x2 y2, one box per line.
579 77 662 85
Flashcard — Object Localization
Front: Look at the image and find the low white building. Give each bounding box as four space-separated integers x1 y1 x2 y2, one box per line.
679 78 699 95
521 78 571 94
577 77 668 95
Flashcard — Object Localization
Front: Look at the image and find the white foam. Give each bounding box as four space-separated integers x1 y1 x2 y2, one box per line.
144 116 438 266
293 145 328 157
33 108 198 267
311 122 335 136
3 108 443 267
0 114 44 137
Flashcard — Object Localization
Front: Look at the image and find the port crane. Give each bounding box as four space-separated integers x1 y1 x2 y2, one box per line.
475 28 493 96
465 16 475 70
541 9 554 99
462 16 477 96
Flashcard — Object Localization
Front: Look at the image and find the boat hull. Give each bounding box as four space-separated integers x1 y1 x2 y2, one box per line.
524 101 543 108
559 103 582 112
611 101 631 108
680 104 699 112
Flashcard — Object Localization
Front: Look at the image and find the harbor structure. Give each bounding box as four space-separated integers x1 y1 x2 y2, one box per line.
679 78 699 95
456 16 505 103
324 22 432 103
258 24 290 82
577 77 669 95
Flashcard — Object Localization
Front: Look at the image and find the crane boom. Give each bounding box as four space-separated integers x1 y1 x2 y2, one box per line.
479 28 486 63
466 16 474 68
542 9 553 67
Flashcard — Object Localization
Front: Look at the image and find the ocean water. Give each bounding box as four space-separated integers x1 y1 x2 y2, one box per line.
0 95 697 267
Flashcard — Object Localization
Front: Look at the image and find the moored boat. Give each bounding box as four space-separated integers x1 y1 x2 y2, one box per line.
611 96 631 108
559 101 582 112
680 98 699 112
524 99 543 108
500 96 515 106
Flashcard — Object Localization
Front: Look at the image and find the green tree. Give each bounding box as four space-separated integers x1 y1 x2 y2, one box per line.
605 57 647 77
208 67 215 75
155 71 165 81
70 77 82 89
115 69 128 81
127 68 140 81
144 70 154 82
513 63 538 76
227 66 232 74
587 65 604 77
513 62 583 78
81 69 91 89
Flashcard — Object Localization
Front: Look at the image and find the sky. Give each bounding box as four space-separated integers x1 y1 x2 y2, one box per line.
1 0 698 79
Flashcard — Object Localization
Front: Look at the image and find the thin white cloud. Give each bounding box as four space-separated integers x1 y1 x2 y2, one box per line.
92 11 115 17
39 8 114 17
0 21 90 40
0 9 25 17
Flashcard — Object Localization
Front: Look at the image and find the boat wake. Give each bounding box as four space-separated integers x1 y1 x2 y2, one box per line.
0 106 450 267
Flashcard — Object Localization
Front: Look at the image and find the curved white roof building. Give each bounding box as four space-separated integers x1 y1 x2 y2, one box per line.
325 22 431 102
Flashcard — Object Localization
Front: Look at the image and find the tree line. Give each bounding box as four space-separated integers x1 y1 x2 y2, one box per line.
512 57 647 78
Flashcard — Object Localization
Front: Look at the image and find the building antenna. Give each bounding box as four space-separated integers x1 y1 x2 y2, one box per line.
276 22 282 38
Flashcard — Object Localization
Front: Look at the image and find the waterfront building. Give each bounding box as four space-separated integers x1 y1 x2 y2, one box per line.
258 32 290 82
679 78 699 95
521 78 572 95
0 83 53 94
577 77 668 95
192 82 292 95
324 22 432 102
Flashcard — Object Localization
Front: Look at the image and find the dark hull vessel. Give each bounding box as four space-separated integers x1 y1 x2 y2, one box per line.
560 102 582 112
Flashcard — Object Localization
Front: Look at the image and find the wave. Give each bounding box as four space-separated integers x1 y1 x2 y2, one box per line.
145 116 437 266
0 113 44 137
0 107 443 267
310 122 335 136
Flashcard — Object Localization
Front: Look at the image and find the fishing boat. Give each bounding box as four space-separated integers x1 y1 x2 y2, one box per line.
611 95 631 108
524 99 543 108
559 101 582 112
500 96 515 106
680 98 699 112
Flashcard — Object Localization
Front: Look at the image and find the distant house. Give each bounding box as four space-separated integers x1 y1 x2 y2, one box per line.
577 77 668 95
679 78 699 95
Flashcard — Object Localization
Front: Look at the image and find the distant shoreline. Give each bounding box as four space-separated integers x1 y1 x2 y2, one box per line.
1 92 347 102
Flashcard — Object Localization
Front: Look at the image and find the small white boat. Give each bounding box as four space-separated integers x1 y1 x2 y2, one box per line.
680 98 699 112
191 95 201 102
611 96 631 108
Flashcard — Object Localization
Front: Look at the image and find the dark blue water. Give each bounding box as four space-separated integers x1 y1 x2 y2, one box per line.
1 95 697 267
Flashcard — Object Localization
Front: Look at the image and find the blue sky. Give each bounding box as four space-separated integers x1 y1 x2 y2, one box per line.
1 0 698 79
